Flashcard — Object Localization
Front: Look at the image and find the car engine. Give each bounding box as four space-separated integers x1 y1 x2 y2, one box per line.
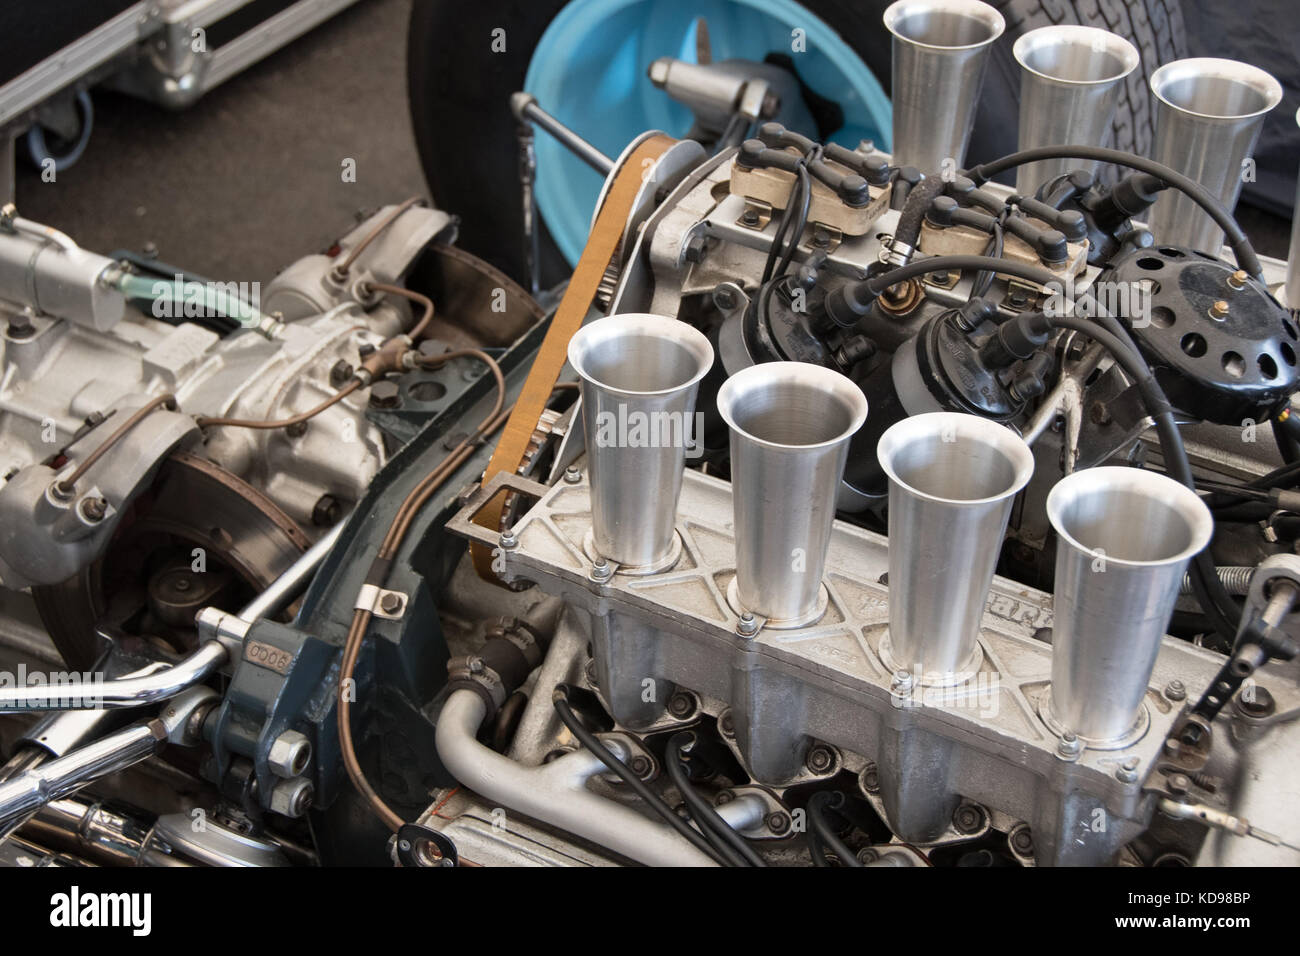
0 3 1298 874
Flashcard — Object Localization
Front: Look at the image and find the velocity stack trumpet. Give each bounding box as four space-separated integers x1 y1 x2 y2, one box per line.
716 362 868 626
877 412 1034 680
1045 467 1213 744
567 313 714 570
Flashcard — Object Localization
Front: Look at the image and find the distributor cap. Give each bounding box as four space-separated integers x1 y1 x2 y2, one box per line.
1101 246 1299 425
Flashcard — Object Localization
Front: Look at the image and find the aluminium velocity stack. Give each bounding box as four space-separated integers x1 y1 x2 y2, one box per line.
717 362 867 626
1145 58 1281 255
1045 467 1212 744
1012 25 1140 195
567 314 713 569
883 0 1005 176
877 412 1033 679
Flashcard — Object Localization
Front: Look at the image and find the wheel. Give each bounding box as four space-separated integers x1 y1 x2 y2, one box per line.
406 0 1183 284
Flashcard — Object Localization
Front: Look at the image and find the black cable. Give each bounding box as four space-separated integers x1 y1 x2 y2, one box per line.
774 163 813 280
971 218 1005 299
964 145 1262 278
807 792 863 867
761 158 813 284
666 732 766 867
551 686 731 866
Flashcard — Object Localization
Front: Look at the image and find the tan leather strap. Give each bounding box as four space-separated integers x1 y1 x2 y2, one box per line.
470 134 676 581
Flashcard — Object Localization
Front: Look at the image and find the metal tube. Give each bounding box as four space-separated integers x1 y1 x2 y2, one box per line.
435 689 717 866
883 0 1004 174
1046 467 1212 743
568 314 714 569
1286 108 1300 309
1012 26 1139 195
878 413 1033 677
1145 58 1281 254
239 520 343 622
0 721 165 829
511 92 614 177
717 362 867 624
0 641 226 713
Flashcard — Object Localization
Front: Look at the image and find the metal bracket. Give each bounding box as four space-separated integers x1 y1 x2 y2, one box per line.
354 584 408 620
445 471 551 549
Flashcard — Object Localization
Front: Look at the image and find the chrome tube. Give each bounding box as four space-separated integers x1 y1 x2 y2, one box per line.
0 641 226 713
1046 467 1212 743
568 314 713 569
1145 58 1282 254
878 413 1033 677
884 0 1004 174
0 721 165 829
435 689 717 866
1286 108 1300 309
717 362 867 624
239 519 344 622
1013 26 1139 194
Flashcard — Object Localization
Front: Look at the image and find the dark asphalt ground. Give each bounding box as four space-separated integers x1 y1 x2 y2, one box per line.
9 0 1292 283
13 0 427 287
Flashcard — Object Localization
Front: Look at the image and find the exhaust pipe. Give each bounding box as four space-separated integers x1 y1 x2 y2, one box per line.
878 413 1033 678
1145 58 1281 254
568 314 714 569
717 362 867 625
883 0 1004 175
1012 25 1139 195
1046 467 1212 744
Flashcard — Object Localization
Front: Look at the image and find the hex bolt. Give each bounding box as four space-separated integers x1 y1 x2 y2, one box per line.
285 420 308 438
267 730 313 779
329 359 354 388
499 528 518 550
1167 773 1191 796
1163 679 1187 702
859 762 880 795
7 315 35 340
737 612 758 637
1116 756 1141 783
712 286 738 311
1236 684 1275 718
379 591 404 615
563 465 582 484
805 744 835 775
741 208 761 227
667 691 696 719
718 710 735 738
1009 823 1034 856
1227 269 1248 291
1057 732 1082 760
369 380 402 409
468 657 485 675
79 497 108 522
952 803 987 835
628 754 652 779
1209 300 1230 320
890 669 914 696
269 777 314 818
590 557 612 582
766 811 792 836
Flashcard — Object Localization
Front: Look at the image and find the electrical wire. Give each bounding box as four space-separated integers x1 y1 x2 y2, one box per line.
963 146 1262 278
551 687 732 865
665 732 766 867
807 792 862 867
56 393 177 493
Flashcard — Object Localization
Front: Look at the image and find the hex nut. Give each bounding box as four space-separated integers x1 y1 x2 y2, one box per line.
268 730 312 779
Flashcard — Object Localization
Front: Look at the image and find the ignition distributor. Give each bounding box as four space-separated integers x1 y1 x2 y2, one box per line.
1100 246 1300 425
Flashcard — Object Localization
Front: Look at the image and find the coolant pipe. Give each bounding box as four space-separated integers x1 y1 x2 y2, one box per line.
717 362 867 624
877 413 1033 677
1145 58 1281 254
1012 25 1139 195
568 314 714 569
436 689 720 866
883 0 1005 174
1046 467 1212 743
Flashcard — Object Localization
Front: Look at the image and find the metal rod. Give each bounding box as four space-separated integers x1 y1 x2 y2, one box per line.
239 520 344 622
511 92 614 177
